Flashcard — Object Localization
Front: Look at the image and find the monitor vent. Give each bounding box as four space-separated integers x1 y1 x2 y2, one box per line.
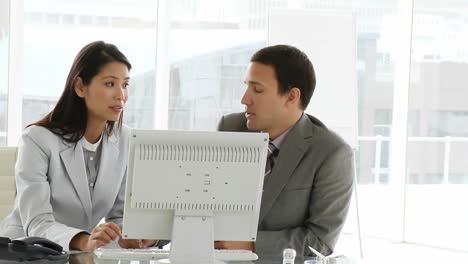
133 202 254 211
138 144 261 163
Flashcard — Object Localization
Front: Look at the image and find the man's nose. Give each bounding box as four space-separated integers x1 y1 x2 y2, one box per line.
241 91 250 105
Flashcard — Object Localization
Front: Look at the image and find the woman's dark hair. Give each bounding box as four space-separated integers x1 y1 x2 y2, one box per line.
251 45 316 110
29 41 131 143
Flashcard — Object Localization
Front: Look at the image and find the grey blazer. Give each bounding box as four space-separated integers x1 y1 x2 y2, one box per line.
217 112 354 257
0 125 130 251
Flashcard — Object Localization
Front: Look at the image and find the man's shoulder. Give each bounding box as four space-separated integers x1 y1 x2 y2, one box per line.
300 114 351 152
223 112 246 124
217 112 248 132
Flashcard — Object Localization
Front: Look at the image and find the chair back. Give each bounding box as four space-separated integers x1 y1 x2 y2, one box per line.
0 147 17 220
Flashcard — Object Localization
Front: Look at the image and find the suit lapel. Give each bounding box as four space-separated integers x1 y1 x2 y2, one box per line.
259 114 314 223
92 133 121 208
60 140 93 222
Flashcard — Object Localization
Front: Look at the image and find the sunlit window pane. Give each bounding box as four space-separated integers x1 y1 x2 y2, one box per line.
0 0 9 146
405 0 468 251
22 0 158 129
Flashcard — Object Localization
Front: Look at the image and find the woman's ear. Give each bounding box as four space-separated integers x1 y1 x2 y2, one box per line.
74 77 86 98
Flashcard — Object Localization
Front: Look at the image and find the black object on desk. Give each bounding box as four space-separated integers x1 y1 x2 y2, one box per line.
0 236 68 262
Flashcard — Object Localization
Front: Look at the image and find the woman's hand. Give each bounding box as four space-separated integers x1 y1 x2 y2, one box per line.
119 239 158 249
70 222 121 252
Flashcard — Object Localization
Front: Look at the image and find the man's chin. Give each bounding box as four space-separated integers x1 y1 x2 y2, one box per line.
246 120 253 129
245 120 258 130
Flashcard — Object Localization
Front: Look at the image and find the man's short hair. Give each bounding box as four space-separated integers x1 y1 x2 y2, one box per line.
250 45 316 109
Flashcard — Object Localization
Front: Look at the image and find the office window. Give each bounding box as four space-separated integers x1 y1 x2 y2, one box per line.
450 142 468 184
25 12 43 24
62 14 75 25
405 0 468 251
22 0 158 129
0 0 9 146
356 140 379 184
407 141 445 184
164 0 267 131
46 13 60 24
428 110 468 137
371 109 391 184
79 15 93 25
373 109 392 136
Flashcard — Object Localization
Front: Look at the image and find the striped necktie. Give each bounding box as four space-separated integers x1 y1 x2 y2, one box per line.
265 142 279 178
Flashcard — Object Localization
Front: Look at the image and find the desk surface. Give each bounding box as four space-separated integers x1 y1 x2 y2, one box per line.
66 252 355 264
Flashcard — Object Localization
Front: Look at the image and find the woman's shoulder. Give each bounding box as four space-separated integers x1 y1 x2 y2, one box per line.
21 125 63 147
23 125 55 139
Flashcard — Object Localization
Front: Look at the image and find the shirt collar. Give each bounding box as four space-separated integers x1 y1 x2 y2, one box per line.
270 127 291 150
269 113 304 150
80 135 103 152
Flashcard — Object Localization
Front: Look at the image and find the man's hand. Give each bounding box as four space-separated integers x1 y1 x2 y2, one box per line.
70 222 121 251
214 241 255 251
119 239 158 249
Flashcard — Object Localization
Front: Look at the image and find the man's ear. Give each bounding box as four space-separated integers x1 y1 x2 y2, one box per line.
287 87 301 107
74 77 86 98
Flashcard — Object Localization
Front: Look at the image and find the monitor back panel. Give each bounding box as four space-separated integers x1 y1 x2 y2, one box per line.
122 130 268 241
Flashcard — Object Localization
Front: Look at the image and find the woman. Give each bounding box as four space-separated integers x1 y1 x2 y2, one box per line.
0 41 153 251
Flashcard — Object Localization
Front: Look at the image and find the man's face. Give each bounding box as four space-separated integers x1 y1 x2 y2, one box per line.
241 62 289 132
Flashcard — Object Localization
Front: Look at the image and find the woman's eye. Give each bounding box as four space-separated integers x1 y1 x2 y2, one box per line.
253 86 262 93
123 83 129 89
105 82 114 87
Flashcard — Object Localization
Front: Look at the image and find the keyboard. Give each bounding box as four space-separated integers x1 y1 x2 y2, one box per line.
94 247 168 261
94 248 258 261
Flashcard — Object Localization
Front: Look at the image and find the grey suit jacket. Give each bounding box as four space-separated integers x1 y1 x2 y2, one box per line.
217 112 354 257
0 125 130 251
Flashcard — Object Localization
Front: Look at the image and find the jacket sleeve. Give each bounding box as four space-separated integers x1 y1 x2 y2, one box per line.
16 133 85 251
105 168 126 226
254 144 355 257
216 115 226 131
106 127 130 227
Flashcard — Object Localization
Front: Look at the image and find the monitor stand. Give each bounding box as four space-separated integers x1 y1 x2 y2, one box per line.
157 210 225 264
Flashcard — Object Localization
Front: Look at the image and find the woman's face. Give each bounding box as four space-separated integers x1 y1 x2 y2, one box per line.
75 62 129 125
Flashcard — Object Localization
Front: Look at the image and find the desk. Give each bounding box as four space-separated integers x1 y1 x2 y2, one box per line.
67 252 356 264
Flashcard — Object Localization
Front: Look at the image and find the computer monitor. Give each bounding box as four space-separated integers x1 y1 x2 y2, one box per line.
122 129 268 264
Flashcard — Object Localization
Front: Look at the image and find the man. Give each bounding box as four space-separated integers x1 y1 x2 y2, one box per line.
215 45 354 257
